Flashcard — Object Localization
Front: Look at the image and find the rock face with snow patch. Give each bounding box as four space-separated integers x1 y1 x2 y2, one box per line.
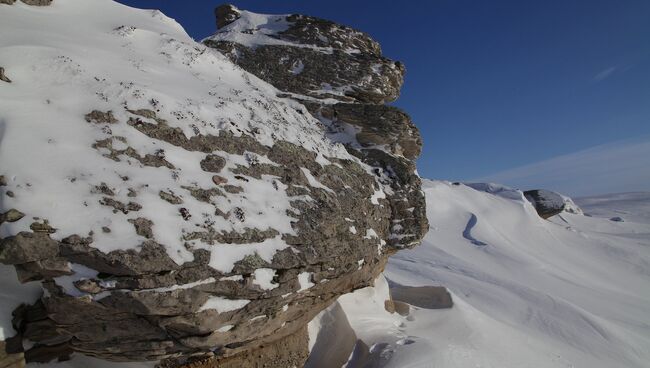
205 4 403 104
0 0 427 365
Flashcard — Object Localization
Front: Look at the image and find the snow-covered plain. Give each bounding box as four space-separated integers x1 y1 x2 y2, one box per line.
330 180 650 368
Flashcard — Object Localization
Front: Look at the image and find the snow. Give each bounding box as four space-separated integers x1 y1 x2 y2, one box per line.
298 272 315 292
290 59 304 75
369 187 386 205
207 235 289 273
0 265 42 340
35 355 157 368
204 8 339 54
575 192 650 224
363 229 378 239
53 264 99 297
252 268 278 290
149 277 216 292
300 168 334 193
216 324 234 332
331 180 650 368
198 296 250 313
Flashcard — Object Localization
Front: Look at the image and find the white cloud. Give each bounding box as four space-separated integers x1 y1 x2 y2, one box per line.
475 137 650 196
593 66 617 82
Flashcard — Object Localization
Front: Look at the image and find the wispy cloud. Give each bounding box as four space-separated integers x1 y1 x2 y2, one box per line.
475 137 650 196
593 66 618 82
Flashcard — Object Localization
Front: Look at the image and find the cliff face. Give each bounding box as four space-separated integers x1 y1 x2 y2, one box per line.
0 1 427 366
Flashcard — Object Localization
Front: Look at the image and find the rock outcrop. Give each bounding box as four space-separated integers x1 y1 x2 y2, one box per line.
0 67 11 83
0 1 427 365
524 189 566 219
204 4 428 250
0 0 52 5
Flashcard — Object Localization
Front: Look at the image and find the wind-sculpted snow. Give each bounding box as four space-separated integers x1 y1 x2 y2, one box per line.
325 181 650 368
461 213 487 246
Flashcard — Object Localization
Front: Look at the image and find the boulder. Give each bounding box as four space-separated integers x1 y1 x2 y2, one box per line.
0 67 11 83
524 189 566 219
20 0 52 5
389 285 453 309
204 5 403 104
204 4 429 250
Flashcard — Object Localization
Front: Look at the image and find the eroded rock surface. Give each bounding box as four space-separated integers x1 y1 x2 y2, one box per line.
205 4 428 250
0 1 427 365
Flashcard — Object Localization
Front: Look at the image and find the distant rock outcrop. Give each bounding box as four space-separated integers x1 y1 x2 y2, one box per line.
0 1 427 366
0 0 52 5
524 189 566 219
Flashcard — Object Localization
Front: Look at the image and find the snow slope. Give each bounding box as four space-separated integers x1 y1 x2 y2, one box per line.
335 180 650 368
576 192 650 224
0 0 354 269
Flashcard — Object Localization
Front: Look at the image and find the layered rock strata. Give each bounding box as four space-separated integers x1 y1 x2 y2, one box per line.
0 1 427 364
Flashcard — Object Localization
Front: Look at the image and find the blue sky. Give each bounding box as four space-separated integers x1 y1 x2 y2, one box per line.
116 0 650 192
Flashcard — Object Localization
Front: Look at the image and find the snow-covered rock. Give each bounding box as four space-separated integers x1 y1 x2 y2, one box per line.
204 4 403 104
524 189 566 219
204 4 428 250
0 0 426 364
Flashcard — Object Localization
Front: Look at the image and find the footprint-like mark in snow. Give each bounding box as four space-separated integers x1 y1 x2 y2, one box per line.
462 213 487 246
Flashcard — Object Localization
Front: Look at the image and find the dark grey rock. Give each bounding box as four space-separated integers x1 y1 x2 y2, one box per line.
128 217 154 239
215 4 240 29
20 0 52 5
84 110 117 124
159 190 183 204
0 67 11 83
15 258 73 282
0 209 25 224
204 6 403 104
199 154 226 173
524 189 566 219
390 285 453 309
0 232 59 265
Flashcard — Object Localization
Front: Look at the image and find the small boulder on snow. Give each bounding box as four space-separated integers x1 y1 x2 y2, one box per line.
524 189 566 219
389 285 453 309
0 67 11 83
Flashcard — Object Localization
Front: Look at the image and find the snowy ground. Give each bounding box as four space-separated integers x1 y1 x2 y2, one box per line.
329 180 650 368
